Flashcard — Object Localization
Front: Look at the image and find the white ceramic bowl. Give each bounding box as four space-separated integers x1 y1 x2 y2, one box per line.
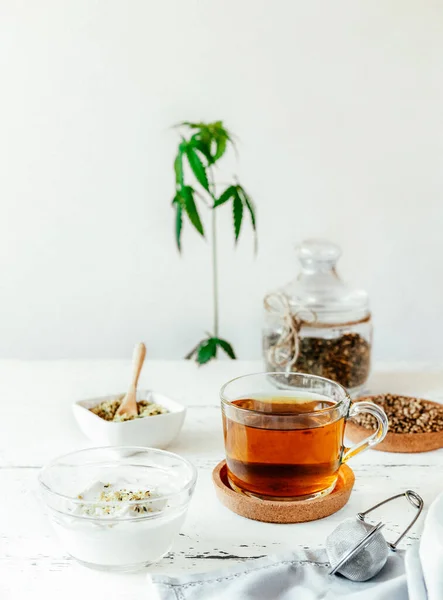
73 390 186 448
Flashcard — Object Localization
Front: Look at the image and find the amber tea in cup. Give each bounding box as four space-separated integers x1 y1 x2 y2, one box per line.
221 373 388 501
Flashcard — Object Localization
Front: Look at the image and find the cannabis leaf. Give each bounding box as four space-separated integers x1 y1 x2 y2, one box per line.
174 198 183 251
214 337 236 359
185 145 209 191
177 121 233 165
197 338 217 364
172 185 204 248
237 185 256 232
174 141 185 187
232 190 243 242
179 186 204 236
189 135 213 165
213 185 236 207
185 336 237 364
213 133 227 162
178 121 209 130
212 185 256 245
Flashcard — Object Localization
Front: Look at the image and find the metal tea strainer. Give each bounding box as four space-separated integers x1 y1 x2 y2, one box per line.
326 490 423 582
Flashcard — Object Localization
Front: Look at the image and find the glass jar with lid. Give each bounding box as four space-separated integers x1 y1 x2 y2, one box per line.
263 239 372 396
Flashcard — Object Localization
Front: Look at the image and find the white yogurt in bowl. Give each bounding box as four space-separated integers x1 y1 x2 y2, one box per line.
39 447 197 571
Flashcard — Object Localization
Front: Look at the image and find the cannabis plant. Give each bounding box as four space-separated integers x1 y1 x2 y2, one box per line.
172 121 256 364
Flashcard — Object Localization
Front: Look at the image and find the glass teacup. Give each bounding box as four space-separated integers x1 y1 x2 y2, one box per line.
221 373 388 501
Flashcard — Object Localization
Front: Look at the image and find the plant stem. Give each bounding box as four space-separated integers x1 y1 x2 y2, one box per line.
211 190 219 338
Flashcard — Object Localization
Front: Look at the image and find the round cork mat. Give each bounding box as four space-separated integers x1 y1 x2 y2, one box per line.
346 396 443 453
212 460 355 524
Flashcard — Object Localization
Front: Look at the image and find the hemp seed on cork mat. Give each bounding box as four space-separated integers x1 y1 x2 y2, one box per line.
347 394 443 453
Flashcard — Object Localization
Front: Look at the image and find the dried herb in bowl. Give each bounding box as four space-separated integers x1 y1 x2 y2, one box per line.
90 396 168 422
352 394 443 434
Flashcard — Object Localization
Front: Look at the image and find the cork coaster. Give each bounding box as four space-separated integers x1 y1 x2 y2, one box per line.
212 460 355 524
346 396 443 453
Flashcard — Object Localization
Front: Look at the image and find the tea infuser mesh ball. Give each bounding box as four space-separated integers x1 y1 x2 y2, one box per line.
327 519 388 581
326 490 423 582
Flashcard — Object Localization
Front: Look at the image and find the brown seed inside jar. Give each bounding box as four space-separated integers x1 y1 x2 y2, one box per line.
264 332 371 390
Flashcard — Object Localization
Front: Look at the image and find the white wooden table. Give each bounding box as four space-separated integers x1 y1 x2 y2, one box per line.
2 360 443 599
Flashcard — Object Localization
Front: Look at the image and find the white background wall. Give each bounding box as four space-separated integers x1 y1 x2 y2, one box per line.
0 0 442 361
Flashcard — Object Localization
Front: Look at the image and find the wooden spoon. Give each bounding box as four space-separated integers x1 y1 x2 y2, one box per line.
116 342 147 418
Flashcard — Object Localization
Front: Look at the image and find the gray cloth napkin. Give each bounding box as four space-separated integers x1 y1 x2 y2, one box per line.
150 547 409 599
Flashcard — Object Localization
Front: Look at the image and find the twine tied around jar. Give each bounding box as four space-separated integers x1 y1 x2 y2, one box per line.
264 292 317 374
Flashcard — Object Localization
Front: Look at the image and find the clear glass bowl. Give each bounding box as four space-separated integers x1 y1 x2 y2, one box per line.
38 447 197 572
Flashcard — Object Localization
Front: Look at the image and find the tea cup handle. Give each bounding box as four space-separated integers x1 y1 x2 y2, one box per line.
342 401 389 462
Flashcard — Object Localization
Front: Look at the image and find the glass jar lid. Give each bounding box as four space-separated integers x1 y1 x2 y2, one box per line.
277 239 370 325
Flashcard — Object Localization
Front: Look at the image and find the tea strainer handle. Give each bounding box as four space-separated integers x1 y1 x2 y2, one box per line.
357 490 424 550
